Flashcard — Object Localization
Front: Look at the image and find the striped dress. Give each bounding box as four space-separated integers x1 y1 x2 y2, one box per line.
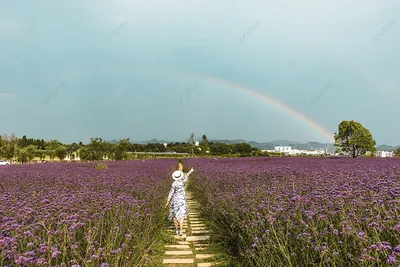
168 173 189 221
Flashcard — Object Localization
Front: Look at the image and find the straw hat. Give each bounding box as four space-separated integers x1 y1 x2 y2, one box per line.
172 170 184 181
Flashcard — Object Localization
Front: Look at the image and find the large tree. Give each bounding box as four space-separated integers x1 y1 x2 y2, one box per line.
112 138 130 160
334 120 376 158
86 137 108 161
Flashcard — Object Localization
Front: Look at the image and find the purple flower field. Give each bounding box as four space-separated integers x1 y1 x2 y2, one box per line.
187 157 400 266
0 160 176 266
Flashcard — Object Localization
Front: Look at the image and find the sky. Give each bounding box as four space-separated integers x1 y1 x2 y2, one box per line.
1 0 399 145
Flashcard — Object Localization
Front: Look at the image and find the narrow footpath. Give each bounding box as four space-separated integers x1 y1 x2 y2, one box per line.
162 191 224 266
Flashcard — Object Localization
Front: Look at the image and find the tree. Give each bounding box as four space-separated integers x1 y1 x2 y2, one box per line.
66 143 80 161
0 136 4 157
86 137 108 161
55 146 67 161
2 143 15 160
113 138 130 160
45 140 63 161
79 147 90 162
231 143 253 156
187 133 195 156
37 150 46 162
18 135 29 148
39 139 46 150
210 143 231 155
200 134 209 155
334 120 376 158
25 145 37 162
16 148 29 164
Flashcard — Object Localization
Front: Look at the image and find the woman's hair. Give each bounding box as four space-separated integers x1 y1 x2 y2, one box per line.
177 160 183 171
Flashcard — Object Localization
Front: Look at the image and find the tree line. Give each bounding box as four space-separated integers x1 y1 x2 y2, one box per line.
0 133 267 163
2 120 399 163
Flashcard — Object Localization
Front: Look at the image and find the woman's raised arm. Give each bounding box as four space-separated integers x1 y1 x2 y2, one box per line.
183 168 194 184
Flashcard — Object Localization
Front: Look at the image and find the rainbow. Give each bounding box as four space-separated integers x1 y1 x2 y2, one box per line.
181 72 334 142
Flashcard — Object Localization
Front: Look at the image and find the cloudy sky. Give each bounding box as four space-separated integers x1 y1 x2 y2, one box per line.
1 0 399 145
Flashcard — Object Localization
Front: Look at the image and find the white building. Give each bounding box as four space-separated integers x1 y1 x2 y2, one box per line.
274 146 292 152
262 146 326 156
376 151 394 158
195 141 200 146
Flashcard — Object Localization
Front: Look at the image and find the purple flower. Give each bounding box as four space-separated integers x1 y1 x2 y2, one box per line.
52 250 62 258
387 255 397 264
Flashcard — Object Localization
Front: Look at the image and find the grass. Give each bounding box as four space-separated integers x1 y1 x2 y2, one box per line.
142 224 177 266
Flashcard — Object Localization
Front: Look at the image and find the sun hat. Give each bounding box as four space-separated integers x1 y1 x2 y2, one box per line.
172 170 184 181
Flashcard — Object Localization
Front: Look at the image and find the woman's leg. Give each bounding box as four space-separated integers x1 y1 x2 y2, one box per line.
179 218 184 233
174 219 179 230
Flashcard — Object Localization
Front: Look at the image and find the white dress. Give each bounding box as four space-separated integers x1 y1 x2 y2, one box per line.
168 173 189 221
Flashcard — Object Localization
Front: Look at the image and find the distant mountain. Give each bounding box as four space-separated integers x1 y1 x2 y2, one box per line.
376 145 398 152
268 139 301 146
137 138 171 144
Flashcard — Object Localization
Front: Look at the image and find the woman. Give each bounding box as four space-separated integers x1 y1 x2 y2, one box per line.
165 163 194 235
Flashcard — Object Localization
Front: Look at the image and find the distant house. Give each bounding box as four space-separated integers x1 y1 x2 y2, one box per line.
376 151 394 157
274 146 292 152
195 141 200 147
268 146 326 156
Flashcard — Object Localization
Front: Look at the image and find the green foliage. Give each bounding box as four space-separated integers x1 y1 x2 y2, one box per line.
231 143 253 156
37 150 46 162
0 137 15 160
78 147 90 162
210 142 231 155
45 140 64 161
199 134 209 155
334 120 376 158
66 143 80 160
55 145 67 161
16 148 29 163
142 143 167 153
25 145 37 162
18 135 29 148
17 135 45 149
80 138 109 161
112 138 130 160
395 147 400 157
1 132 275 162
187 133 195 156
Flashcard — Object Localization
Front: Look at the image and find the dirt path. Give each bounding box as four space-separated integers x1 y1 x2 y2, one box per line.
161 191 225 266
